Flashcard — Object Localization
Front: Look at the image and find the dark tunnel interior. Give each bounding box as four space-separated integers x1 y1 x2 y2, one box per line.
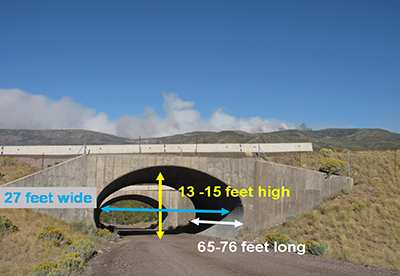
94 165 244 235
96 194 168 232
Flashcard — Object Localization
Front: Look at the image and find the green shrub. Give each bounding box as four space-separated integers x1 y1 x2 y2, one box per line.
265 232 296 246
285 214 296 221
304 240 331 256
355 202 368 212
46 269 69 276
90 227 119 243
99 200 157 225
70 220 119 242
319 159 348 176
0 214 18 234
34 239 93 275
32 261 69 276
319 148 333 157
0 157 15 166
69 220 94 234
38 225 71 247
64 238 95 262
344 248 353 261
59 253 84 272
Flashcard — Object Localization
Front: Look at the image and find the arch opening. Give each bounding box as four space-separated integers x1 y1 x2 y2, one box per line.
98 195 168 233
95 166 244 237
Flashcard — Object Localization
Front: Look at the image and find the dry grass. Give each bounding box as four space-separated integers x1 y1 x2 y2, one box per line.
0 157 37 185
0 209 90 275
240 150 400 271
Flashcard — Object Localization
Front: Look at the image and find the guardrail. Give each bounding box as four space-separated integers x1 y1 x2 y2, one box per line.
0 143 313 155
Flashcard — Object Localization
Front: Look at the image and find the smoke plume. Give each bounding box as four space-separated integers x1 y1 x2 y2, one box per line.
0 88 304 138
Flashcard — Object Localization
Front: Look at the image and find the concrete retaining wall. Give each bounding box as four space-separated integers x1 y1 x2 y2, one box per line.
1 156 90 223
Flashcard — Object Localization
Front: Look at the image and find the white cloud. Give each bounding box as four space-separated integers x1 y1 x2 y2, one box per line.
0 89 91 129
0 88 300 138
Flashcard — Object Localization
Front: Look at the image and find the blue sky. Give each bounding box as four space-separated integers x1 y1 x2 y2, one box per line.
0 0 399 138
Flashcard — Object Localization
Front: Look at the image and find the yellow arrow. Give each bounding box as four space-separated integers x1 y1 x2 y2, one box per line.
156 172 165 239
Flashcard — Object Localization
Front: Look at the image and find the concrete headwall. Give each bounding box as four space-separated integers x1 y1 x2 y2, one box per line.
2 154 353 236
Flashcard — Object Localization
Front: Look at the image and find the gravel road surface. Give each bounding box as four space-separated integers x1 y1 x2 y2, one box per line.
88 234 399 276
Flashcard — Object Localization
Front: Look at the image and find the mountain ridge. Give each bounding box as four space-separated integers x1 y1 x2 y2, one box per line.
0 128 399 151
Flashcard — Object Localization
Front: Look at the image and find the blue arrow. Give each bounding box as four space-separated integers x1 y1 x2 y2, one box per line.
101 205 229 216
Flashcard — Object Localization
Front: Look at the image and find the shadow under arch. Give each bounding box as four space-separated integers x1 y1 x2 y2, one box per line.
96 194 168 232
94 165 244 237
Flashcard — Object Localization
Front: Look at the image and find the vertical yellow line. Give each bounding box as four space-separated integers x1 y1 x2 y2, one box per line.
158 178 162 230
156 173 165 239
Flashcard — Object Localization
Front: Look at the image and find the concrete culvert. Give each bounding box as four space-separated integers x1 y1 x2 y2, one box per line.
95 166 244 238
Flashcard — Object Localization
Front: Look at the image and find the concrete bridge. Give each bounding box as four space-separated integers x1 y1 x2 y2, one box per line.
2 153 353 238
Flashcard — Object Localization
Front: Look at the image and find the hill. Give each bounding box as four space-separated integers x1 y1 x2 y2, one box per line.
0 129 134 146
0 128 399 151
163 129 400 150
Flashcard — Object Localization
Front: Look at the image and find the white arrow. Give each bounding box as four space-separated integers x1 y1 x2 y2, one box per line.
191 218 243 228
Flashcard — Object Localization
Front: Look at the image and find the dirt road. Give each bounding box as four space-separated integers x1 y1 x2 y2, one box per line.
88 234 399 276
